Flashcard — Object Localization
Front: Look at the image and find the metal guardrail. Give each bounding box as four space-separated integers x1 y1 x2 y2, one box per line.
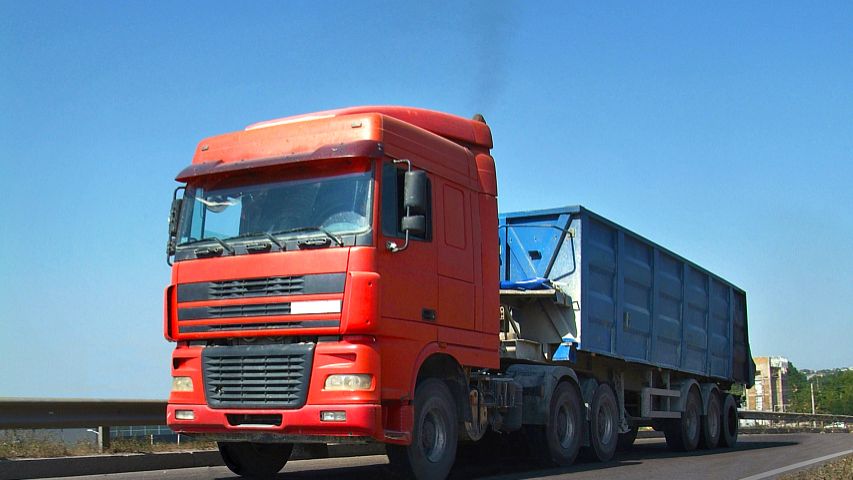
738 410 853 425
738 409 853 424
3 399 850 431
0 398 166 429
3 399 851 431
0 398 167 453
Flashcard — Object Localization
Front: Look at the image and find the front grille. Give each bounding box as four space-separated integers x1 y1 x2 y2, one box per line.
210 276 306 299
202 343 314 409
179 320 339 334
179 302 292 321
178 273 345 302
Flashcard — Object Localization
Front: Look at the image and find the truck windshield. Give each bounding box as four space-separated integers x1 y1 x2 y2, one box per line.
177 170 373 252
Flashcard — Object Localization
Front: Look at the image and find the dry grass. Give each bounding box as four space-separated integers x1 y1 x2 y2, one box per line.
0 431 216 459
0 431 85 459
780 453 853 480
108 437 217 454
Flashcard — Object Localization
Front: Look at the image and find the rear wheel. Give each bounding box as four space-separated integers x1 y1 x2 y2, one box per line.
583 383 619 462
664 387 701 452
718 393 739 448
527 381 583 466
699 391 722 449
616 427 638 451
387 378 458 480
218 442 293 479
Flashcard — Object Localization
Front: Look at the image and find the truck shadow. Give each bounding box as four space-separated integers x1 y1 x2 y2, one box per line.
452 437 801 479
214 437 800 480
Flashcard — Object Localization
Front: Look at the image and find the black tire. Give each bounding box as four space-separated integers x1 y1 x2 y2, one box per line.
699 391 722 449
664 387 701 452
718 393 739 448
387 379 458 480
526 381 583 466
616 427 638 451
218 442 293 479
583 383 619 462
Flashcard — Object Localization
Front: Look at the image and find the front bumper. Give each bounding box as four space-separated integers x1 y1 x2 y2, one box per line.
167 402 383 443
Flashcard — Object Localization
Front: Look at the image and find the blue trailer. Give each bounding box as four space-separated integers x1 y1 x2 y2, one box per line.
494 206 754 458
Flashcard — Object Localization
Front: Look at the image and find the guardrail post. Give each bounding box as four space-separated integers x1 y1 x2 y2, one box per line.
98 426 111 453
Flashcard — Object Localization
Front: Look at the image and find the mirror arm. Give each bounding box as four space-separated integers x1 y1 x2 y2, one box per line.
386 230 410 253
387 159 413 253
393 158 412 172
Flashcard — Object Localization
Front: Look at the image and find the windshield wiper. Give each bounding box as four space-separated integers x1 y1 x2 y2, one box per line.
271 226 344 247
179 237 235 256
223 232 286 251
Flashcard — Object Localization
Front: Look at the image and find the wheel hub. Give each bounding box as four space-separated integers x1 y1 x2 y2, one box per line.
421 409 447 463
598 407 614 444
557 404 575 448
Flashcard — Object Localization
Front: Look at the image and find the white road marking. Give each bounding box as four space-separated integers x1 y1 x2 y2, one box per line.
739 449 853 480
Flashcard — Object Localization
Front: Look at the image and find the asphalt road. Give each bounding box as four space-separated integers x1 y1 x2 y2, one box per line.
48 433 852 480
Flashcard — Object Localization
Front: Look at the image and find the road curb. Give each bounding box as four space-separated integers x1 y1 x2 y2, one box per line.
0 444 387 480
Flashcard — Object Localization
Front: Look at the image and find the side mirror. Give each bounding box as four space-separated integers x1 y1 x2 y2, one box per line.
404 170 428 215
401 214 426 237
166 187 185 264
387 160 428 253
168 197 182 239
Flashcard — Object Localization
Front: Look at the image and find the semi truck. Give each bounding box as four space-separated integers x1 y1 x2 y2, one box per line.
164 106 755 479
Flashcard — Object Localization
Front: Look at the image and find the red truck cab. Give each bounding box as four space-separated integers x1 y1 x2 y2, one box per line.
164 107 499 477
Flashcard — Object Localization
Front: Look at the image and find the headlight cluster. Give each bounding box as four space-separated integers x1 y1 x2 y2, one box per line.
171 376 194 392
324 374 373 391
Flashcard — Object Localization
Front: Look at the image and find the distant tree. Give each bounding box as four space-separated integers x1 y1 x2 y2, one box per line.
786 363 811 413
814 370 853 415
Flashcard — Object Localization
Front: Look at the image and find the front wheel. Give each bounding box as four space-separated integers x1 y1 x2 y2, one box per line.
218 442 293 479
387 378 458 480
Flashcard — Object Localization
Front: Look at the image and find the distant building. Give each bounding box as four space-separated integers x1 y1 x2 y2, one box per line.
745 356 789 412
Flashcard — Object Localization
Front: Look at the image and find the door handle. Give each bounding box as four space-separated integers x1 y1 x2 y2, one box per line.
422 309 437 322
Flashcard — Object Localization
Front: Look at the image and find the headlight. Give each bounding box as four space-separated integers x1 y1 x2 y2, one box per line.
171 376 194 392
324 374 373 391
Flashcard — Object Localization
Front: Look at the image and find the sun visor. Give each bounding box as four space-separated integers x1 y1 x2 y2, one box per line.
175 140 384 182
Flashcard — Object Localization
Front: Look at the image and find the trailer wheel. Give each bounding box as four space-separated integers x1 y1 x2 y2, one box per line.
616 427 638 451
218 442 292 478
699 391 722 449
718 393 739 448
387 378 458 480
584 383 618 462
664 387 701 451
526 381 583 466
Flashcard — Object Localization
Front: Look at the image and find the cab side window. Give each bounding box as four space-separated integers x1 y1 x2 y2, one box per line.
381 162 431 240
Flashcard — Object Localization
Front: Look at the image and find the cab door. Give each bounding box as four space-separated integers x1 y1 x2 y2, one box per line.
376 160 438 337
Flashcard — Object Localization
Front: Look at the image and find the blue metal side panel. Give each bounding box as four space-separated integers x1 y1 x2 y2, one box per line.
652 251 684 369
709 278 731 378
682 265 710 375
581 214 618 355
619 233 653 362
732 291 752 385
499 205 751 384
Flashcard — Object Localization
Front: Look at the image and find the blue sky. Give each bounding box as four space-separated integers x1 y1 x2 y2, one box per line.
1 1 851 399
